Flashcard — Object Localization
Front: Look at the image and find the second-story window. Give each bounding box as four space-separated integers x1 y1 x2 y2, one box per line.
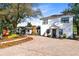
61 17 69 23
43 19 48 24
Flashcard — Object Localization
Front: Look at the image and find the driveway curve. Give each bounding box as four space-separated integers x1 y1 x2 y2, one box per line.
0 35 79 56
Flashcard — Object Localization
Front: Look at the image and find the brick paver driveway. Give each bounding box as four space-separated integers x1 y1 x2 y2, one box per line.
0 35 79 56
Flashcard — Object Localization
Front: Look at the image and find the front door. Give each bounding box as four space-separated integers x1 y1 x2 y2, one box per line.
37 26 41 35
52 29 56 38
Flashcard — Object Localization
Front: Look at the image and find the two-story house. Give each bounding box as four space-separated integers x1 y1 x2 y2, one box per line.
40 13 74 38
17 13 74 38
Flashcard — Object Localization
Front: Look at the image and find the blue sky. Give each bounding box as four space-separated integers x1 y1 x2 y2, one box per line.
33 3 69 17
18 3 69 27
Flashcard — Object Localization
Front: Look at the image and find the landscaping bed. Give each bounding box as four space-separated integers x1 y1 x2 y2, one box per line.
0 35 33 48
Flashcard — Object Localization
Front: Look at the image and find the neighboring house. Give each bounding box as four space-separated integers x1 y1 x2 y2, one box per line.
40 13 74 38
17 18 41 35
17 13 74 38
16 26 37 35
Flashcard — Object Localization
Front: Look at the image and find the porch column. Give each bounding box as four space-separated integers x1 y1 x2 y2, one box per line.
50 29 52 38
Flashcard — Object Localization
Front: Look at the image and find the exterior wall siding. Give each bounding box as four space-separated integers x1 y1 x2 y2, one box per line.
40 15 73 38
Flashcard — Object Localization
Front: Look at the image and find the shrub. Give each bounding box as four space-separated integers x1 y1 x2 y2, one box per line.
7 34 19 39
63 34 66 38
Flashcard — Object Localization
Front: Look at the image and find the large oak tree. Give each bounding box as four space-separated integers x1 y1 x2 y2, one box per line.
0 3 42 33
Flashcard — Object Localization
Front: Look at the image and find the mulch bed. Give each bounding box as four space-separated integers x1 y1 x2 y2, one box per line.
0 36 33 48
0 35 25 42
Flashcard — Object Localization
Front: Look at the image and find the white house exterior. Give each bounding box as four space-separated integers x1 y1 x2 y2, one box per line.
17 13 74 38
40 14 74 38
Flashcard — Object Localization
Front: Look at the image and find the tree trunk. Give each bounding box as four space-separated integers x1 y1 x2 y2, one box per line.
12 20 17 33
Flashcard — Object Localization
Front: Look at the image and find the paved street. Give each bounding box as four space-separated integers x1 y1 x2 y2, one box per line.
0 35 79 56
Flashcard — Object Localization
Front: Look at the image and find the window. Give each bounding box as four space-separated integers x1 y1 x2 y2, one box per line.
46 29 50 34
59 29 63 35
27 30 30 32
61 17 69 23
43 19 48 24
